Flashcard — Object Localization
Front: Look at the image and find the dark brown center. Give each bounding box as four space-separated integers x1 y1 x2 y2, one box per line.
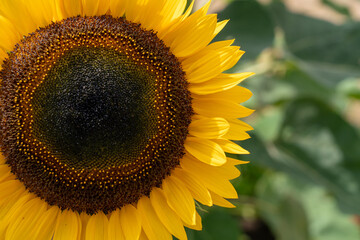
0 15 192 214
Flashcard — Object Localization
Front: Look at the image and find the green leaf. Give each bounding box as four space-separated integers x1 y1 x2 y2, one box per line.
216 0 275 62
256 174 310 240
268 3 360 86
275 98 360 214
256 173 360 240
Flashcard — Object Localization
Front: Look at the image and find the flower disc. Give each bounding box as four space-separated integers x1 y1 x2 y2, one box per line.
0 15 192 214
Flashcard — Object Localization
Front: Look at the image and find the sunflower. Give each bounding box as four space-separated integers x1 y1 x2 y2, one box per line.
0 0 253 239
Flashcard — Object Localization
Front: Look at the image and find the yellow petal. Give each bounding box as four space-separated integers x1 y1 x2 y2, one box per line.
213 139 249 154
0 180 24 204
194 86 252 103
137 196 172 240
108 210 125 240
23 0 61 28
53 210 81 240
0 15 21 52
184 47 243 84
82 0 100 16
33 206 60 240
184 137 226 166
172 168 212 206
120 205 141 240
189 72 254 95
150 188 187 240
0 0 37 36
5 198 47 240
0 191 26 237
96 0 110 15
223 119 252 141
210 191 236 208
162 5 217 58
138 230 148 240
182 153 239 181
188 117 229 139
147 0 187 33
80 213 91 240
192 98 254 118
227 157 249 165
157 0 195 38
109 0 127 17
205 39 235 50
228 119 253 132
125 0 186 32
1 193 33 226
58 0 82 18
184 211 202 231
213 19 229 37
181 155 238 199
162 175 196 225
85 212 109 240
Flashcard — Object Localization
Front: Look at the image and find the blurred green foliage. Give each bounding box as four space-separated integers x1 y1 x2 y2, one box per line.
187 0 360 239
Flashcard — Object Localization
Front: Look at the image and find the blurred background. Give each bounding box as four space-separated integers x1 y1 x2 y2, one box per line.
186 0 360 239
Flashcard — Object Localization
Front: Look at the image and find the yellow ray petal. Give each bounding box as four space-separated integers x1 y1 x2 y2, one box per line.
162 5 217 58
157 0 195 38
213 139 249 154
0 165 17 184
181 155 238 199
192 98 254 118
189 72 254 95
5 197 47 240
23 0 61 28
58 0 82 18
206 39 235 50
108 210 125 240
139 230 149 240
228 118 254 132
33 206 60 240
150 188 187 240
0 0 37 36
0 190 27 237
137 196 172 240
172 168 212 206
80 212 91 240
82 0 100 16
188 117 229 139
227 157 249 165
120 205 141 240
53 210 81 240
85 212 109 240
96 0 110 15
162 175 196 225
0 180 23 204
0 15 21 52
183 47 243 84
181 153 239 181
184 137 226 166
184 211 202 231
1 193 33 226
210 191 236 208
213 19 229 37
194 86 252 103
125 0 186 32
147 0 187 33
109 0 127 17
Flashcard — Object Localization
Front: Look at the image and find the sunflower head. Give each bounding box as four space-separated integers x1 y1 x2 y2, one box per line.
0 0 253 239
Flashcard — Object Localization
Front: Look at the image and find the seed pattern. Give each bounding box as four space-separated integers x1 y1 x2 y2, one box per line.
0 15 193 214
